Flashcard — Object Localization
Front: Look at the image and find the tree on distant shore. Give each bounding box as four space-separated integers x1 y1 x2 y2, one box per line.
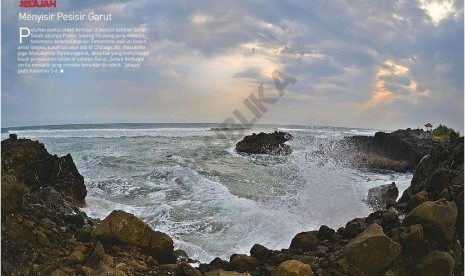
432 124 460 138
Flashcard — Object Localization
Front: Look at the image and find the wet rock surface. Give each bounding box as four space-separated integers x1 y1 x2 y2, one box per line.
2 133 463 275
366 182 399 210
236 131 293 155
340 129 443 172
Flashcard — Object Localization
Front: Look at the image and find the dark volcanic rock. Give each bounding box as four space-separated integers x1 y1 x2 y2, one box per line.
341 129 442 172
236 131 293 155
1 135 87 206
366 182 399 210
199 257 229 273
250 244 273 261
317 225 336 240
427 170 450 192
289 232 319 251
400 137 464 197
390 129 441 157
399 137 463 208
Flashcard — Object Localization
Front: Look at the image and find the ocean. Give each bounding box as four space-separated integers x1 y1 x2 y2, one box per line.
1 123 412 263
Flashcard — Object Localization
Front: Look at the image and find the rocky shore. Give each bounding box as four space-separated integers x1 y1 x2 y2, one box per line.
340 129 443 172
2 131 464 275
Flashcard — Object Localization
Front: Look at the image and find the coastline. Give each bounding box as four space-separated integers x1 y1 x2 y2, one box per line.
1 129 463 275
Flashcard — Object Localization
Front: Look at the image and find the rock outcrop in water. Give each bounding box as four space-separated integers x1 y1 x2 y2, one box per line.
340 128 443 172
366 182 399 210
236 131 293 155
2 132 463 275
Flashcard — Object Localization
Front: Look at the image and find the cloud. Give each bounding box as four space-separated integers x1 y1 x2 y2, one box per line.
159 69 181 80
1 0 463 132
419 0 459 24
233 67 263 80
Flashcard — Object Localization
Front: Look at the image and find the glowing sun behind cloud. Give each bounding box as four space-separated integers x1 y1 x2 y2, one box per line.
365 60 411 108
419 0 456 24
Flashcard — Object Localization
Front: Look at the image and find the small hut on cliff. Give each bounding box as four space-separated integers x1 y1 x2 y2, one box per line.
424 123 433 132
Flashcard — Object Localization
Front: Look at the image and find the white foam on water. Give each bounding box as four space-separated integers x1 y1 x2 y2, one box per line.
81 196 142 219
81 164 318 262
7 125 413 264
345 129 379 136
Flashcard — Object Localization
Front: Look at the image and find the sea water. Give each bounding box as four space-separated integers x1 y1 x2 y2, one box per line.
1 123 412 263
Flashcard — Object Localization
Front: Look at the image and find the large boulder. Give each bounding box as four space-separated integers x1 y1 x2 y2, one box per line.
366 182 398 210
403 199 458 244
344 223 401 274
236 131 293 155
414 250 455 276
93 210 174 264
1 135 86 207
317 225 336 240
289 232 318 251
228 254 261 273
271 260 313 276
250 244 273 261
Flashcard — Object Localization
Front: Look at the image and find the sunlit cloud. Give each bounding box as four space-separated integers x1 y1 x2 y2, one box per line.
1 0 463 132
407 80 418 90
419 0 457 24
364 59 422 108
191 14 215 25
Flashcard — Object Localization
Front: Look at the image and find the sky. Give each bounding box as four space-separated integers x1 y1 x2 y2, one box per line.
1 0 464 132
